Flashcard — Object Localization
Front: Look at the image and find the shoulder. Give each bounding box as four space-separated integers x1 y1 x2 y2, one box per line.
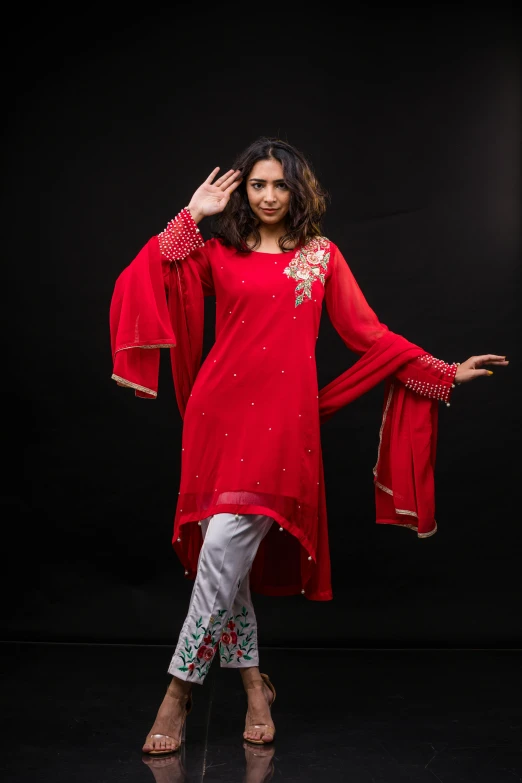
191 236 234 264
201 236 222 253
202 236 234 253
301 236 339 256
302 235 330 250
300 236 338 269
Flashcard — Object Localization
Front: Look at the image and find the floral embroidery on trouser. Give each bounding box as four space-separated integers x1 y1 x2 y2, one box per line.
219 592 258 666
168 512 273 683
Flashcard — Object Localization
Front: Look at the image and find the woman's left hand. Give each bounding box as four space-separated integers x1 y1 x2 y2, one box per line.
455 354 509 384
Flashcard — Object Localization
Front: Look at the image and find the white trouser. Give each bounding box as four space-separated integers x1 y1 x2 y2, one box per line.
168 512 274 683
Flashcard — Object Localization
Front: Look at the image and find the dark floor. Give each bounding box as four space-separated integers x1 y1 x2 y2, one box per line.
0 643 521 782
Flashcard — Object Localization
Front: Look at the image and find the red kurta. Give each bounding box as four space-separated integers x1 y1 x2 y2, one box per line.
110 210 458 601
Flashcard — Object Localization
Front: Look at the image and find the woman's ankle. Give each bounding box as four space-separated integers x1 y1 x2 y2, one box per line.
167 675 192 699
240 666 263 690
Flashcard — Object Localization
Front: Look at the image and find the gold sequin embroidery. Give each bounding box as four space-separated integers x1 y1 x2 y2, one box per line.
283 236 330 307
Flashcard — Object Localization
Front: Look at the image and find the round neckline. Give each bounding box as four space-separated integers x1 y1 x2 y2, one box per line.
248 246 299 256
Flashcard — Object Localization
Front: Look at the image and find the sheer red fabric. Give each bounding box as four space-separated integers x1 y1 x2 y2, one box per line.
110 219 457 601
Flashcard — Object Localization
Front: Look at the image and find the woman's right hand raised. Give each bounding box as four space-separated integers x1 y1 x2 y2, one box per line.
186 167 242 223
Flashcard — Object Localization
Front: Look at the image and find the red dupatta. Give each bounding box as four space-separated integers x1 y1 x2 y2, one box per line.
110 238 440 538
318 333 439 537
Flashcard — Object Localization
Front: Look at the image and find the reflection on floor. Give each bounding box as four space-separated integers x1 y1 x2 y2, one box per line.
0 643 520 782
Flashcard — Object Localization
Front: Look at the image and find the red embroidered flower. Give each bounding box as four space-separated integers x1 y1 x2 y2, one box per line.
227 621 236 630
221 632 231 645
203 634 212 644
188 663 195 671
230 631 238 644
197 646 207 659
203 647 214 661
236 649 243 657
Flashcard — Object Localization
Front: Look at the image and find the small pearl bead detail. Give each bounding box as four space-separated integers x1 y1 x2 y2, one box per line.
404 355 459 405
158 207 205 260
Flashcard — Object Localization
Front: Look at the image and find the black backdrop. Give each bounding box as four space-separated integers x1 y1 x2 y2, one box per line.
5 7 520 648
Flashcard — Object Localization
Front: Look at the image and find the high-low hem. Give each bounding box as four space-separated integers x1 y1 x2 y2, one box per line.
172 502 328 600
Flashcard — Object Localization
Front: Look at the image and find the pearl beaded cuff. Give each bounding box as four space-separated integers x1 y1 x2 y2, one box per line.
404 354 459 407
158 207 205 261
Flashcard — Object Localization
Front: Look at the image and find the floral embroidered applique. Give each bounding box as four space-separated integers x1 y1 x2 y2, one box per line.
219 606 256 664
176 609 227 679
283 236 330 307
175 605 257 677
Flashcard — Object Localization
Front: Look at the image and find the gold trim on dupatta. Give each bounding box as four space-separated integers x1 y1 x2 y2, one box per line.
372 380 438 537
114 343 176 352
111 374 157 397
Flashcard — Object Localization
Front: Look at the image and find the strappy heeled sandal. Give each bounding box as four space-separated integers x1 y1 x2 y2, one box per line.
243 672 276 745
143 695 193 756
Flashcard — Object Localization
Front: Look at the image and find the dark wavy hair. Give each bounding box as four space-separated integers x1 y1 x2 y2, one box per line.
211 137 329 253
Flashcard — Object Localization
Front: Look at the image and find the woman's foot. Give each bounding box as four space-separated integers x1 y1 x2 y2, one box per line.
142 677 192 755
241 670 275 744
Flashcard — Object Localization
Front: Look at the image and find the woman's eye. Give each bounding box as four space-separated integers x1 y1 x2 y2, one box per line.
250 183 287 190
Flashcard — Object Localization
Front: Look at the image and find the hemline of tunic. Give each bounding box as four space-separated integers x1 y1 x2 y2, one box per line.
174 500 333 601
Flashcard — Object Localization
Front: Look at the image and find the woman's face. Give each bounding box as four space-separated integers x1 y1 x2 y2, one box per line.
246 158 291 227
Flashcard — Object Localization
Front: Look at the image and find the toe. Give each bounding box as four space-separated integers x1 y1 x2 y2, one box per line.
144 734 178 754
160 737 173 752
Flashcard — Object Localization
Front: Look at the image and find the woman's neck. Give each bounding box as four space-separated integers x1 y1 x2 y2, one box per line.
248 223 293 253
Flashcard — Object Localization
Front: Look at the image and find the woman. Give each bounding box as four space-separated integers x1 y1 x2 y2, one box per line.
109 137 508 755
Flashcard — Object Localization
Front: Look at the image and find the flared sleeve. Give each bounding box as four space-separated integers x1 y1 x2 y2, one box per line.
323 244 458 405
319 242 458 537
319 243 426 420
109 208 207 409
